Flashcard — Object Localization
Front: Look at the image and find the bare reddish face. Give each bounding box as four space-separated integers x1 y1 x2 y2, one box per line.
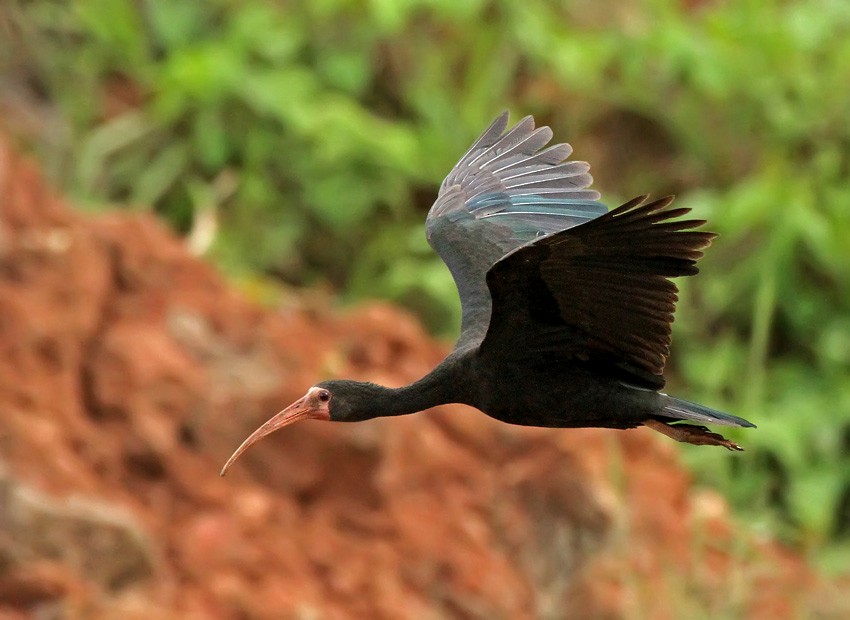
220 386 331 476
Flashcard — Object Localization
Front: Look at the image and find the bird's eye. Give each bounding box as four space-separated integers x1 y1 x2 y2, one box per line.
318 390 330 403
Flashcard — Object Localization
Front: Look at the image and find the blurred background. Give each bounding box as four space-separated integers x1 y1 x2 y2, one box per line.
1 0 849 618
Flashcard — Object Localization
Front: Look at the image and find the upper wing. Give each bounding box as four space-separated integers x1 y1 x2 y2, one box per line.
482 196 716 389
426 112 605 350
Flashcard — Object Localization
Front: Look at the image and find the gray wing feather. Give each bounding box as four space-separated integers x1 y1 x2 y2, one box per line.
426 112 608 349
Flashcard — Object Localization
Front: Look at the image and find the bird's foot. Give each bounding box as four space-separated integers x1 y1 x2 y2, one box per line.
644 419 744 451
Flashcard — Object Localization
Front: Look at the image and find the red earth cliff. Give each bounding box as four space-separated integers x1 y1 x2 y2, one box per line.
0 137 845 619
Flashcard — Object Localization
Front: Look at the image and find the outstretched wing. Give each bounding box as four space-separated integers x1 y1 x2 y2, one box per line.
426 112 605 350
482 196 716 389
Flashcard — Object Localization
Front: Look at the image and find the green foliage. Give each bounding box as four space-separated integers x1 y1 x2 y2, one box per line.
6 0 850 555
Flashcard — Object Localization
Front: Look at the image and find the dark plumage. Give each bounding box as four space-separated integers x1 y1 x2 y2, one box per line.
221 112 754 476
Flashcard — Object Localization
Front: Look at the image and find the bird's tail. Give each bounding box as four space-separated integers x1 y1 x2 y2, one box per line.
661 395 756 428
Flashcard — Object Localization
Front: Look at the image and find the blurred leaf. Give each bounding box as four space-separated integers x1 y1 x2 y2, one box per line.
76 111 153 196
131 142 188 206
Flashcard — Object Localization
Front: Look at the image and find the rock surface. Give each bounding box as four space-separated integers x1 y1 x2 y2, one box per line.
0 137 845 619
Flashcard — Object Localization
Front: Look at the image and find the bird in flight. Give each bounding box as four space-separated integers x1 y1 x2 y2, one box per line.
221 112 754 476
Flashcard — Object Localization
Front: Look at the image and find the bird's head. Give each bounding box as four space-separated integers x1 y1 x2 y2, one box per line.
219 380 380 476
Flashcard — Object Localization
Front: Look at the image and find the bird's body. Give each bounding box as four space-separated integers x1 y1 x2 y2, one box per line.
222 112 754 476
464 353 659 430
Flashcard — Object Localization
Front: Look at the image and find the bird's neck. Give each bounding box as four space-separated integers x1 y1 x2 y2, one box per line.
377 355 467 417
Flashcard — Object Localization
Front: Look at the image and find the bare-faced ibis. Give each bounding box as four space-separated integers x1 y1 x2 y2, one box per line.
221 112 755 476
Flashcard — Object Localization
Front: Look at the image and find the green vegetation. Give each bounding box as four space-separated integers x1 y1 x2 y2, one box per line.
4 0 850 565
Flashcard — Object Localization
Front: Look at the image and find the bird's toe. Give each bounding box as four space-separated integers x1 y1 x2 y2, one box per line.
644 419 745 451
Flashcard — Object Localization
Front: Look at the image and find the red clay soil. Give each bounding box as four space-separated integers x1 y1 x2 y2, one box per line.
0 138 845 620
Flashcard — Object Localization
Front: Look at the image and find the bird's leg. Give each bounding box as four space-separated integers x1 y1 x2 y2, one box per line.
644 419 744 451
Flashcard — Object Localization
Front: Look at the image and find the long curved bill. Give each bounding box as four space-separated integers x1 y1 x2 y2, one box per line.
220 398 313 476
